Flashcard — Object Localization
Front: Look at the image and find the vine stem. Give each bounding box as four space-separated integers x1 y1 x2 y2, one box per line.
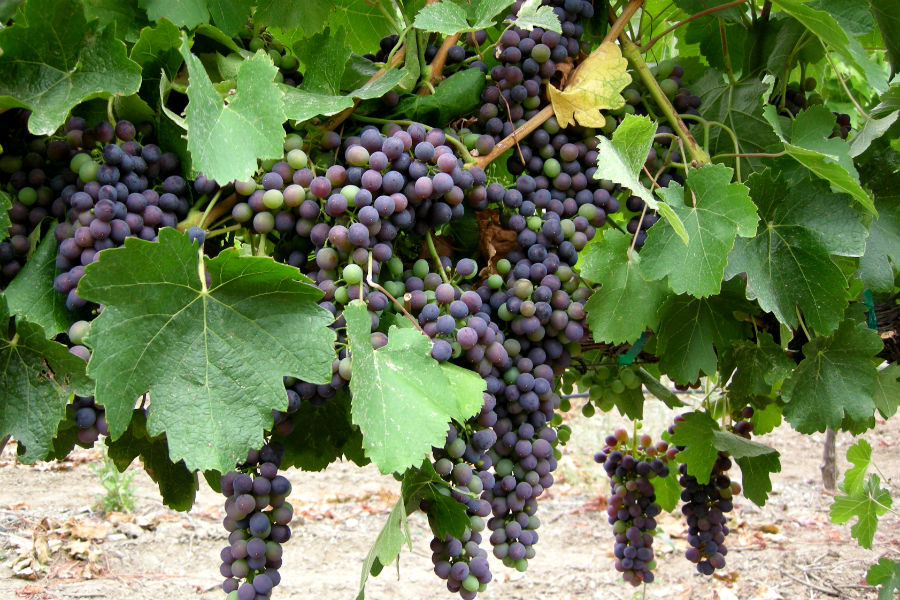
426 230 450 284
641 0 750 52
620 36 710 166
367 252 427 335
205 224 242 239
471 0 643 170
198 189 223 229
825 51 871 119
420 33 461 93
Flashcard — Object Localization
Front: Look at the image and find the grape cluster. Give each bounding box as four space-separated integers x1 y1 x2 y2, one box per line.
63 319 109 444
594 428 672 585
561 364 645 418
51 118 186 312
219 443 293 600
670 413 745 576
776 78 851 139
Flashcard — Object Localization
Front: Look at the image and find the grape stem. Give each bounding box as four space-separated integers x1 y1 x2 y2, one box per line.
198 189 223 229
471 0 643 170
641 0 750 52
106 96 115 126
206 224 242 239
619 36 710 166
366 252 427 335
426 230 451 284
419 33 461 94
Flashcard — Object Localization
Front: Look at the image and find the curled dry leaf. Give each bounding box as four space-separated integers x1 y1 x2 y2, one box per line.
476 210 519 274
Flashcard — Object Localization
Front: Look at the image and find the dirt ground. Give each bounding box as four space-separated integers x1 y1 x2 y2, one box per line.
1 401 897 600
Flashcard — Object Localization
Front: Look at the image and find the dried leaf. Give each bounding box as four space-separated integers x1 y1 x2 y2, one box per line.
548 41 629 128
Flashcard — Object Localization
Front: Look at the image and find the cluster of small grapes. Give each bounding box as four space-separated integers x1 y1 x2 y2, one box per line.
560 364 645 418
62 319 109 444
51 118 186 312
219 443 293 600
235 28 302 87
779 78 851 139
669 414 742 576
367 33 478 71
594 428 673 585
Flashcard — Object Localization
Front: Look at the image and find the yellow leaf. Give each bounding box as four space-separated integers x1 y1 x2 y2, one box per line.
548 41 630 129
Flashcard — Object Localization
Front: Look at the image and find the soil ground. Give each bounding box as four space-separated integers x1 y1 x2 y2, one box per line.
1 400 897 600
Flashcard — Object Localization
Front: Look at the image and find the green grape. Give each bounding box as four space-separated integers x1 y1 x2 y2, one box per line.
334 286 350 305
286 148 307 168
582 401 596 418
543 158 561 178
343 263 363 285
263 189 284 210
610 379 626 394
497 258 511 274
413 259 430 279
78 161 98 183
17 187 37 206
487 273 503 289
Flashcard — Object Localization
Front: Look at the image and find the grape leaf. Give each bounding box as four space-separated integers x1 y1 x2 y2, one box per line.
762 102 874 214
0 0 142 134
513 0 563 32
401 462 470 540
651 465 681 513
4 230 76 339
810 0 874 38
691 70 779 177
413 1 474 35
180 41 286 183
858 197 900 292
141 0 208 28
77 228 335 473
849 110 899 159
770 0 887 93
636 367 684 408
328 0 397 55
356 497 411 600
296 27 350 96
867 558 900 600
0 191 11 243
873 364 900 419
781 316 882 433
581 229 670 344
393 69 486 130
841 439 872 496
830 473 892 549
131 19 183 105
345 301 485 475
868 0 899 76
725 332 793 401
106 410 198 511
669 411 719 484
750 402 782 435
592 115 688 241
256 0 333 42
654 281 750 384
548 42 630 129
281 86 354 123
641 163 757 298
726 170 867 335
273 390 359 471
205 0 253 36
712 430 780 506
82 0 149 42
0 297 92 464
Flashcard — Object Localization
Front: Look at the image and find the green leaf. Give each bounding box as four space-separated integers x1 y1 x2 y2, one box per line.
356 497 412 600
0 297 92 463
256 0 333 42
401 462 470 540
0 0 142 134
0 191 11 243
413 0 512 35
593 115 687 241
669 411 719 484
867 558 900 600
655 281 750 384
692 70 779 177
346 301 484 474
770 0 887 93
140 0 208 28
809 0 874 37
513 0 563 32
281 86 354 123
641 164 757 298
350 67 410 101
393 68 485 125
684 18 747 74
205 0 253 36
750 402 782 435
581 229 670 344
726 170 867 335
762 102 875 214
873 364 900 419
841 438 872 496
651 466 681 513
858 196 900 292
77 228 335 473
328 0 397 55
274 390 359 471
830 473 892 549
868 0 900 76
850 111 899 159
781 316 882 433
106 410 198 511
711 430 780 506
4 230 75 339
725 332 793 401
82 0 149 42
296 27 350 96
181 41 286 183
636 367 684 408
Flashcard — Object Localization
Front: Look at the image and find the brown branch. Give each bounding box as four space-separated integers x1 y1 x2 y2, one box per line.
642 0 750 52
419 33 461 94
471 0 644 170
325 46 407 131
